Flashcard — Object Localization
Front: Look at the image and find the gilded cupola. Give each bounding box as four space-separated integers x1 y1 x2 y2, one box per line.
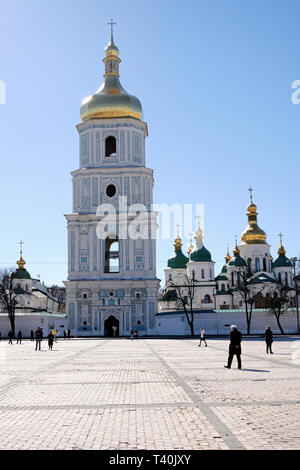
167 229 189 270
80 21 143 122
241 188 267 245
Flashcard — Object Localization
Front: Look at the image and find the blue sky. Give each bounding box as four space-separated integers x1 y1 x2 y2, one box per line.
0 0 299 285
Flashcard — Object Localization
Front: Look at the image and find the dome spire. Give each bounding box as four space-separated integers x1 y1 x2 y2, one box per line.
278 232 286 256
233 236 240 257
194 214 204 248
174 222 183 250
16 240 26 269
80 22 143 121
225 244 231 263
241 189 267 245
107 18 116 44
187 232 194 256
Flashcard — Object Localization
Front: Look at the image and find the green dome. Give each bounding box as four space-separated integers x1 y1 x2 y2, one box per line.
228 255 247 267
190 245 212 262
168 249 189 269
272 254 293 268
12 268 31 280
221 264 228 273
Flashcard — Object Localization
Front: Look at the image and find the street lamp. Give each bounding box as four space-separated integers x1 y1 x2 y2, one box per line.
291 257 300 334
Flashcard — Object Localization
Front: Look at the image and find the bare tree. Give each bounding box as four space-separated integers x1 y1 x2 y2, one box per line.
232 268 264 335
268 285 294 334
167 273 197 336
48 285 66 312
0 268 19 336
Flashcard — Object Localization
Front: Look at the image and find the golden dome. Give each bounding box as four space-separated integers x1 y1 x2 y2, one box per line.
241 199 267 245
225 245 231 263
80 33 143 121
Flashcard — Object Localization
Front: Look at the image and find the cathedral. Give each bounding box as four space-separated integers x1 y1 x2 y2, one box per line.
158 193 298 335
64 26 159 336
64 27 297 337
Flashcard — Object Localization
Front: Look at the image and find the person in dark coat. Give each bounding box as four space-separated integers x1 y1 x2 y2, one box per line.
35 327 43 351
8 330 13 344
48 332 54 351
17 330 22 344
134 329 138 340
265 326 274 354
63 330 67 340
224 325 242 369
67 328 71 340
30 330 34 341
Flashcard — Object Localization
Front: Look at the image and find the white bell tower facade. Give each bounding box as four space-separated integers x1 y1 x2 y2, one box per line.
64 27 159 336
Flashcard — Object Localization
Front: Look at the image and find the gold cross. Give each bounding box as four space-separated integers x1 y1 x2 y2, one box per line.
278 232 283 245
248 186 254 203
196 214 201 229
19 240 24 257
107 18 116 39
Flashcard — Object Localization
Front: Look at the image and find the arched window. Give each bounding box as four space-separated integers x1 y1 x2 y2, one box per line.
263 258 267 272
237 272 241 286
102 299 105 306
204 295 211 304
201 269 205 279
285 272 288 286
221 283 225 291
255 257 260 272
247 258 252 274
168 274 172 281
278 272 282 283
231 272 235 286
210 269 212 279
105 136 117 157
104 235 119 273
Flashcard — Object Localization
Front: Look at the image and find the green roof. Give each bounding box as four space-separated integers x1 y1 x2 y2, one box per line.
228 255 247 267
272 254 293 268
248 273 277 285
167 249 189 269
190 245 212 262
12 268 31 280
215 274 228 281
159 289 177 302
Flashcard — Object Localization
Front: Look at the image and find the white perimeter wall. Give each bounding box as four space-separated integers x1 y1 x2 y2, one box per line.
0 315 68 337
156 310 299 336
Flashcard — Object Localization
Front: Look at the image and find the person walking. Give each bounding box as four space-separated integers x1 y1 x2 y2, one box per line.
17 330 22 344
48 331 54 351
67 328 71 340
30 330 34 341
8 330 13 345
130 328 134 340
265 326 274 354
35 327 43 351
63 330 67 340
134 329 138 340
224 325 242 369
198 328 207 347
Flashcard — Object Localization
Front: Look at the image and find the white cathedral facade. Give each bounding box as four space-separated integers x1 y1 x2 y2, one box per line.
158 195 298 335
64 30 159 336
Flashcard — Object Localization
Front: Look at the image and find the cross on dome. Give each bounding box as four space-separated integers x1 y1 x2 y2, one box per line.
107 19 116 40
248 186 254 203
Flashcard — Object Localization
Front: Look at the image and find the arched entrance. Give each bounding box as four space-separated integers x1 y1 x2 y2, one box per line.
104 315 119 337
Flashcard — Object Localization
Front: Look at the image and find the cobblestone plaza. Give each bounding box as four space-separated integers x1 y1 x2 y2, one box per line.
0 337 299 450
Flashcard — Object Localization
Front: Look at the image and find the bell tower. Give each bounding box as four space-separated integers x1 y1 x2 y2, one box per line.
64 24 159 336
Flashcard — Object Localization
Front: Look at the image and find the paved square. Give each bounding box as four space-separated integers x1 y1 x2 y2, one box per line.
0 337 299 450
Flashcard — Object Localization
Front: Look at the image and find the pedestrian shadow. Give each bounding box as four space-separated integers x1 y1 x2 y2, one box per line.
240 369 270 373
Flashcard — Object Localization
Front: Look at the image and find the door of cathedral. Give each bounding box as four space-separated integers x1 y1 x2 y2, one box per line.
104 315 119 337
